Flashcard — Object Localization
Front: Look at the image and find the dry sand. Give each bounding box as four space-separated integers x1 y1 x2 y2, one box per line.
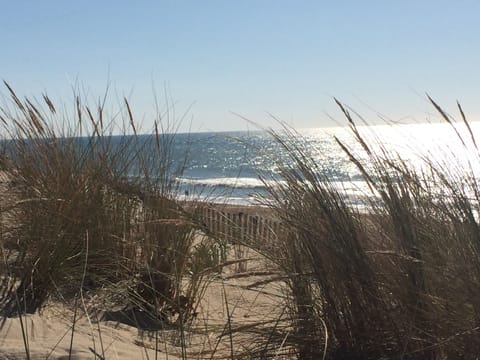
0 172 288 359
0 247 287 359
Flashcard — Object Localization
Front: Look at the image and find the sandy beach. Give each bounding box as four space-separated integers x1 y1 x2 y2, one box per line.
0 256 285 359
0 189 287 359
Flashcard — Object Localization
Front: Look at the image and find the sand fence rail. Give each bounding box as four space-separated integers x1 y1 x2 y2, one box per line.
191 203 283 249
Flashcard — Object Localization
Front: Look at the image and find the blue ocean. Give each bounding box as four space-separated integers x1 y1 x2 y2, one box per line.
164 129 359 205
158 121 480 206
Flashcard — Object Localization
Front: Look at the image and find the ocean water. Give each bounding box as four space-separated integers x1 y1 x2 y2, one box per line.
3 121 477 209
136 121 480 206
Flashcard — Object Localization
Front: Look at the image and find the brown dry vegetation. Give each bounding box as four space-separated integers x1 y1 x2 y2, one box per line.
0 84 480 359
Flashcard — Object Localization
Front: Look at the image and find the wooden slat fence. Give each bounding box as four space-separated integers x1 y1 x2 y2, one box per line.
122 202 284 273
195 204 283 249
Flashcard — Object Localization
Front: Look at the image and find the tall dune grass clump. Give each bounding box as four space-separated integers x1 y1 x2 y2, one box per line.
258 100 480 359
0 83 209 329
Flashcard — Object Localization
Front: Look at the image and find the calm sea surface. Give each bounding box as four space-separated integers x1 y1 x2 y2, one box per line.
135 122 480 206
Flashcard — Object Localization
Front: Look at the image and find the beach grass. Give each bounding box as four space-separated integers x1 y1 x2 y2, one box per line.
251 99 480 359
1 84 480 358
0 84 227 358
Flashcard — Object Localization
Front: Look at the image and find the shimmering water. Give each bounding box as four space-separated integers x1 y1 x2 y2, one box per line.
142 121 480 205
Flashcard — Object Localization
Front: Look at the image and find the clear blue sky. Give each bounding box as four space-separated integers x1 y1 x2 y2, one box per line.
1 0 479 132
